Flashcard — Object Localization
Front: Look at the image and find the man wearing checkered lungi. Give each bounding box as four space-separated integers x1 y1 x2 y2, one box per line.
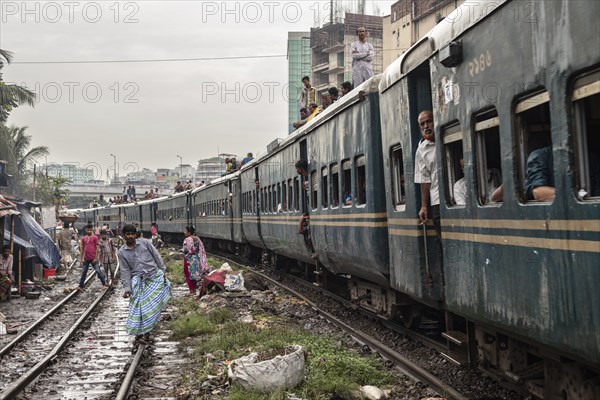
118 224 171 345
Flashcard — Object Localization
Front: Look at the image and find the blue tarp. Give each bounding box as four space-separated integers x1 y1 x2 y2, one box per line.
3 228 37 259
16 205 60 267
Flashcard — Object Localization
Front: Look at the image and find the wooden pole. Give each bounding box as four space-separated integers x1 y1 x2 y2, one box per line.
9 215 15 254
18 247 22 296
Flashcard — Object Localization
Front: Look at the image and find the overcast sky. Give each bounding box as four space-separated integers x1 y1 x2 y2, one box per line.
1 0 392 180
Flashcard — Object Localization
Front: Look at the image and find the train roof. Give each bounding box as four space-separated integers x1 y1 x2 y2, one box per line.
380 0 508 93
260 75 382 160
190 171 241 195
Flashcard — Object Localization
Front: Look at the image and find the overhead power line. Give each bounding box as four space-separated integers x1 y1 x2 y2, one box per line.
12 54 288 65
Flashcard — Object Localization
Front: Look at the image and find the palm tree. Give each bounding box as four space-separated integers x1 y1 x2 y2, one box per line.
0 49 36 123
0 124 48 196
0 125 48 175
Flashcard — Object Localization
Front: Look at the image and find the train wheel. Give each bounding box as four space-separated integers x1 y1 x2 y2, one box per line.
400 306 422 330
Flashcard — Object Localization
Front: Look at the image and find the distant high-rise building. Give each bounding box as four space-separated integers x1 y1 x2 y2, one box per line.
46 163 95 183
196 157 226 184
310 13 383 101
287 32 311 134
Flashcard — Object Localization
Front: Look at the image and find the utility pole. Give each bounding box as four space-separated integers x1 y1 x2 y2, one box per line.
177 155 183 178
110 154 117 184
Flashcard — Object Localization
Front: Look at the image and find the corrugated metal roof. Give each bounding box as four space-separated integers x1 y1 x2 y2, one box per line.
0 195 19 217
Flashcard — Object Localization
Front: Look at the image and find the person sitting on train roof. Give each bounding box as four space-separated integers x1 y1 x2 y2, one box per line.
229 158 239 173
174 181 185 193
525 145 555 202
328 86 339 103
307 102 320 120
293 108 309 129
340 81 353 97
415 110 440 228
240 153 254 168
185 180 194 190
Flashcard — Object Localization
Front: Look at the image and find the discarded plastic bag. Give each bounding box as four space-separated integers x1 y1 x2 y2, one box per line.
228 345 305 390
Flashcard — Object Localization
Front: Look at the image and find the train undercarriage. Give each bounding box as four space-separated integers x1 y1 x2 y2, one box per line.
200 237 599 400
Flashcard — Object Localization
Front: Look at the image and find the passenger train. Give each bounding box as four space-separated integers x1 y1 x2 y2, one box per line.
70 1 599 398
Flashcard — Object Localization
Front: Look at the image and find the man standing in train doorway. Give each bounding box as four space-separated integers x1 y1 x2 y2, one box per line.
414 110 443 286
351 27 374 87
118 224 171 346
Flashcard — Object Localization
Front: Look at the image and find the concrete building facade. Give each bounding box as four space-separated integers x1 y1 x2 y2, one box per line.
46 163 94 183
197 157 226 184
383 0 465 69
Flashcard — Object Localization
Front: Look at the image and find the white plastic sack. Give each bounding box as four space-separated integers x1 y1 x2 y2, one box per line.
228 345 305 390
224 273 245 292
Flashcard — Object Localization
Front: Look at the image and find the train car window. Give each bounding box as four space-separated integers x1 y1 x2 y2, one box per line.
330 163 339 208
342 159 352 207
311 170 318 210
270 185 274 213
266 186 270 213
293 177 300 211
355 155 366 205
474 108 503 204
321 167 328 208
276 183 281 212
572 69 600 200
515 89 554 203
442 123 464 206
287 179 292 211
391 145 406 211
282 182 287 212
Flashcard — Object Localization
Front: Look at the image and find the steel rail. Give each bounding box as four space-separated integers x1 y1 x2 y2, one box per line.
0 283 111 399
0 260 97 357
207 252 468 400
115 342 147 400
275 267 449 355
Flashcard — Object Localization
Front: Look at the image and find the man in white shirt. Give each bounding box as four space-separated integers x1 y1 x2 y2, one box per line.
415 110 439 228
414 110 443 285
351 27 374 87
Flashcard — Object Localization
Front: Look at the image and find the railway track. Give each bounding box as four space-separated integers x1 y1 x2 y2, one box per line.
0 263 142 400
207 251 469 400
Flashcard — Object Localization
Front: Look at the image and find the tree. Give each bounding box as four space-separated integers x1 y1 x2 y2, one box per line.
32 174 70 208
0 124 49 197
0 49 36 123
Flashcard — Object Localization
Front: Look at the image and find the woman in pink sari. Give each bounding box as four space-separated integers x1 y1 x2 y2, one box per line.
182 226 209 295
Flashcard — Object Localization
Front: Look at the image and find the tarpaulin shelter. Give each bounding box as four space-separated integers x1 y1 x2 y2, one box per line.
15 204 60 267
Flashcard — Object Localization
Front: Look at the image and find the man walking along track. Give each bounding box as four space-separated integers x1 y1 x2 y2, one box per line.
118 224 171 345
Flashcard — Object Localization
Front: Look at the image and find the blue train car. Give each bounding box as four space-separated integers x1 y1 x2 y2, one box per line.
96 205 121 233
382 1 599 397
304 77 390 297
137 198 157 235
240 139 313 265
121 202 141 230
155 191 190 243
192 175 238 252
